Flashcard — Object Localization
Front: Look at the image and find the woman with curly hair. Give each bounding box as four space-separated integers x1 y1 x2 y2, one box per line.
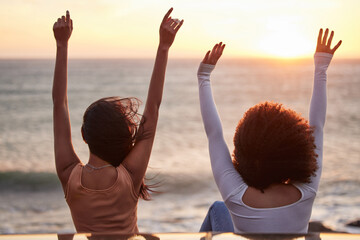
52 9 183 233
198 29 341 233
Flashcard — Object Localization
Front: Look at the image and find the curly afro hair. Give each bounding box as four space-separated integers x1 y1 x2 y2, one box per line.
232 102 318 191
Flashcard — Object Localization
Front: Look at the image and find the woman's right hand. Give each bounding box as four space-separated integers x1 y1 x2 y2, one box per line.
202 42 226 65
316 28 342 54
53 10 73 47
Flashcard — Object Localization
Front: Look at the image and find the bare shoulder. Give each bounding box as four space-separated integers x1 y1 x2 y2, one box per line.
57 159 80 190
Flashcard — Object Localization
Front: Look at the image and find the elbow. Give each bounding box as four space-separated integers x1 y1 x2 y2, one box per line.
311 124 324 136
309 117 326 131
144 96 162 116
52 98 68 110
52 95 57 105
52 92 67 106
153 99 162 110
143 105 160 121
205 127 224 140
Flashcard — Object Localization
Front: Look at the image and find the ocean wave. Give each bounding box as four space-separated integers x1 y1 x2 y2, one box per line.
0 171 61 192
144 171 217 195
319 179 360 198
2 169 358 197
0 170 214 193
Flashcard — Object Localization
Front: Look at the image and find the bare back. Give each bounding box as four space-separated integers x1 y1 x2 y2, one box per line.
242 184 302 208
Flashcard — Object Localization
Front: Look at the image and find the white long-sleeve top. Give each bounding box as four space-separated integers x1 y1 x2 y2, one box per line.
197 52 333 233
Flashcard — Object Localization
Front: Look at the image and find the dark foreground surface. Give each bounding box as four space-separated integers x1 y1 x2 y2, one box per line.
1 232 360 240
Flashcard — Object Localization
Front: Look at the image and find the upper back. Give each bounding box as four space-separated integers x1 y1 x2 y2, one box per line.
225 182 317 233
80 165 118 190
65 163 139 233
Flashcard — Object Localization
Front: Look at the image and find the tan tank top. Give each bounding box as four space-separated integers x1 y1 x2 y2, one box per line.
65 163 139 233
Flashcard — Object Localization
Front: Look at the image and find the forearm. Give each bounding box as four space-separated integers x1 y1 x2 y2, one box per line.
309 53 332 128
144 45 169 115
52 45 69 105
198 63 224 139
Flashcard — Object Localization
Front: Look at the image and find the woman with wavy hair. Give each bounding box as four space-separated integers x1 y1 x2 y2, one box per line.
52 9 183 233
197 29 341 233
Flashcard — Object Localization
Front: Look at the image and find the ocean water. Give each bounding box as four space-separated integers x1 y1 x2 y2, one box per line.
0 58 359 234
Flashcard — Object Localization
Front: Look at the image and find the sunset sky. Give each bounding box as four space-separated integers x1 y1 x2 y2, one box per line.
0 0 359 59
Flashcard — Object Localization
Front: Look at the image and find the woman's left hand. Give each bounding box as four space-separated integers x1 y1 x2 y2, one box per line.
202 42 226 65
159 8 183 49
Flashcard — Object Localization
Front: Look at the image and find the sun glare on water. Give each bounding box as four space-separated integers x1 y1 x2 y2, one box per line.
258 17 314 58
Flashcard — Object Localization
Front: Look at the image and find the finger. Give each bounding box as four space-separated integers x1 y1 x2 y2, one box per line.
317 28 323 47
57 18 61 24
202 51 210 63
169 19 177 27
327 31 334 47
209 44 218 60
164 17 173 27
331 40 342 53
322 28 329 44
215 43 225 62
71 19 73 30
211 44 221 64
220 44 226 55
162 8 173 23
211 44 218 53
60 16 66 27
217 42 223 54
166 20 177 32
66 10 71 24
171 19 181 29
175 19 184 33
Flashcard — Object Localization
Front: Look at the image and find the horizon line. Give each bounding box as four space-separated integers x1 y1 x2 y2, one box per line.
0 56 359 61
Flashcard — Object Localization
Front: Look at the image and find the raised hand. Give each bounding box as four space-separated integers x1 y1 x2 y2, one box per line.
202 42 226 65
159 8 184 49
53 10 73 47
316 28 342 54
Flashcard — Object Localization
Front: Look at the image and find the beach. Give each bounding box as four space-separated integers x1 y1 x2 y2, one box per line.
0 58 360 233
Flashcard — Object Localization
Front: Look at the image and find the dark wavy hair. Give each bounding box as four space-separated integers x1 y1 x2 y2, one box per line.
232 102 318 191
81 97 152 200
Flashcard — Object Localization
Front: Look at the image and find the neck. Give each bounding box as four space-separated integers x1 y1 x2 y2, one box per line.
88 153 111 167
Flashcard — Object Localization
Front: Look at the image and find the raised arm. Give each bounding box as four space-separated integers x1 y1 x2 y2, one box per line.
198 43 245 200
122 8 183 191
52 11 80 190
198 43 226 139
309 28 341 190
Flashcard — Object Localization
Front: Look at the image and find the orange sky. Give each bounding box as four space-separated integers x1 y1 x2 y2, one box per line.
0 0 359 59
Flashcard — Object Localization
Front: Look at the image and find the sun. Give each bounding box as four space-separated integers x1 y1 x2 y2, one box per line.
257 17 314 58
